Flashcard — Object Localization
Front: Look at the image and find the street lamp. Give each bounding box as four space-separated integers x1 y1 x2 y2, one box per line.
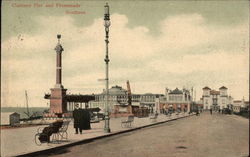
104 2 111 133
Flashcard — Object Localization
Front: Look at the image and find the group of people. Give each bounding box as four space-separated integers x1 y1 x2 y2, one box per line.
38 104 92 143
210 108 230 115
218 108 229 114
162 107 174 115
73 104 91 134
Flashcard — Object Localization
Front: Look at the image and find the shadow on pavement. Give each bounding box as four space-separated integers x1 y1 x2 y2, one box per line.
38 149 71 156
176 146 188 149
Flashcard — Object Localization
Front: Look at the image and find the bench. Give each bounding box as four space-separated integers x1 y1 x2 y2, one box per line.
53 120 70 141
150 113 158 122
34 120 70 145
121 116 134 128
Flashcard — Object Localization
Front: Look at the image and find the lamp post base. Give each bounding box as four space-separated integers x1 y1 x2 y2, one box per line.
104 127 111 133
104 115 111 133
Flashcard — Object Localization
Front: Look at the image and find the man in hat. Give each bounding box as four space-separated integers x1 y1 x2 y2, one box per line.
73 104 84 134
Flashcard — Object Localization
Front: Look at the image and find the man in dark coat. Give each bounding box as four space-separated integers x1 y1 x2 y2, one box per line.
73 104 84 134
82 108 91 130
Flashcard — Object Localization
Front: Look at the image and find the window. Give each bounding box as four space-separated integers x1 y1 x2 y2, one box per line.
213 99 217 104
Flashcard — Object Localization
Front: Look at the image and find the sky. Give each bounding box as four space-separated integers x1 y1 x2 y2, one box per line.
1 0 249 107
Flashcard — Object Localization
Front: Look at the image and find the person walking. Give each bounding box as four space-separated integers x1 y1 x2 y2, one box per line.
210 108 213 115
73 104 84 134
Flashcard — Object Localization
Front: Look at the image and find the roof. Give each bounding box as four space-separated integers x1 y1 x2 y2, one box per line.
1 112 20 125
210 90 220 95
103 85 127 95
169 88 183 94
219 86 227 90
66 95 95 102
45 94 95 102
144 93 154 95
203 86 211 90
182 89 190 93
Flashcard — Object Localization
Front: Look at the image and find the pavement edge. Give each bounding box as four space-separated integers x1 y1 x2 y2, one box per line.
16 114 195 157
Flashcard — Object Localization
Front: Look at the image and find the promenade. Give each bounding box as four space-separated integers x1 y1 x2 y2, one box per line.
45 112 248 157
1 113 193 157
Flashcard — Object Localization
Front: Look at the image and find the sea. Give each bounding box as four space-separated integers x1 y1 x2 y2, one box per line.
1 107 49 119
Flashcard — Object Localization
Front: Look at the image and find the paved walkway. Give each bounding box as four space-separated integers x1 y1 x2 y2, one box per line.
1 113 192 157
39 112 249 157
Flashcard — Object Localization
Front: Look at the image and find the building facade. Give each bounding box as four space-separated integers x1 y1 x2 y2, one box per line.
90 85 127 112
202 86 230 110
232 98 248 113
89 85 163 113
232 100 241 113
159 88 192 113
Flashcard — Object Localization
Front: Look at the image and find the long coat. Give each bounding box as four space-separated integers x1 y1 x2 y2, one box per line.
82 109 91 130
73 108 84 129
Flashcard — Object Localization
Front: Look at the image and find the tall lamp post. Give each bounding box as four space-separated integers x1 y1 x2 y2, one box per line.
104 2 111 133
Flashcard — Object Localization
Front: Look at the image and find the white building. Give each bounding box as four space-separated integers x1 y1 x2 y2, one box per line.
202 86 230 110
232 98 248 113
233 100 245 108
232 100 242 113
89 85 163 113
159 88 192 113
90 85 128 112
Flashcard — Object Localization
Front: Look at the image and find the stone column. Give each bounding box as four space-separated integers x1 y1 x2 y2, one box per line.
50 35 67 114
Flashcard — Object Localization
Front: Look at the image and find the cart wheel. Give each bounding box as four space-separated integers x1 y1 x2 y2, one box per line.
35 133 42 146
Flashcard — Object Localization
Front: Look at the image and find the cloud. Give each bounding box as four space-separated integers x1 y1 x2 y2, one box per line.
158 14 211 49
1 13 249 107
149 50 248 74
